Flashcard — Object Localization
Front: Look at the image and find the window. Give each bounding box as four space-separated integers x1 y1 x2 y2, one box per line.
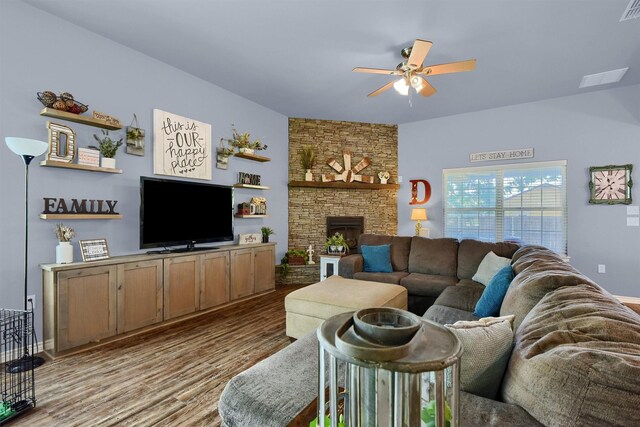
443 160 567 254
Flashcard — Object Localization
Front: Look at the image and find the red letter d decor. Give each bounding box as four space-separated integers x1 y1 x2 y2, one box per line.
409 179 431 205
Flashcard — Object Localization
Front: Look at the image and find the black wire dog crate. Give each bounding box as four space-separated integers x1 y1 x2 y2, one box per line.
1 309 36 424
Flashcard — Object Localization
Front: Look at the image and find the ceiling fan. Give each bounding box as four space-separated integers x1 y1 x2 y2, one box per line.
353 39 476 97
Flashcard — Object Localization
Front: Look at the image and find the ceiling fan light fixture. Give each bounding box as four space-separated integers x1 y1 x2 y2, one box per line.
393 78 409 96
410 75 424 92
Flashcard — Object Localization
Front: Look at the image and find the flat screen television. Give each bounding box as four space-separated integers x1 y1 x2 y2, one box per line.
140 176 234 251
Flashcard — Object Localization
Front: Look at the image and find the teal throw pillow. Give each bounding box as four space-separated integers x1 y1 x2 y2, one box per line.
473 265 514 317
361 244 393 273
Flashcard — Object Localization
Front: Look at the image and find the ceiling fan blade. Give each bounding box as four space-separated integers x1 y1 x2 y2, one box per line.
418 77 437 97
407 39 433 69
353 67 400 75
367 81 395 97
421 59 476 76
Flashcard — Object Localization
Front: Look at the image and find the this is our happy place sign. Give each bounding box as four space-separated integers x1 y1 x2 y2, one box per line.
153 109 212 180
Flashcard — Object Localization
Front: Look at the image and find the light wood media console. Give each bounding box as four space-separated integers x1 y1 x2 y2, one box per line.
41 243 275 358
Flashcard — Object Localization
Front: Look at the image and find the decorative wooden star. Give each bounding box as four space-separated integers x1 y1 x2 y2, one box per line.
322 149 374 183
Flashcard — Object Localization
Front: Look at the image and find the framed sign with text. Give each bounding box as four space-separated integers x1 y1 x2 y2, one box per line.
153 109 212 180
80 239 110 262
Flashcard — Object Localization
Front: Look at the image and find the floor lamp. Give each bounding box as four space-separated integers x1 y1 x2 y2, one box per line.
5 137 49 373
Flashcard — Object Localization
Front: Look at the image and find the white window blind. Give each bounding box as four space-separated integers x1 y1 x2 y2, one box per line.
443 160 567 255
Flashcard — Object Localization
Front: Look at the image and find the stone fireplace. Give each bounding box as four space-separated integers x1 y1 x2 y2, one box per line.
326 216 364 253
287 118 398 261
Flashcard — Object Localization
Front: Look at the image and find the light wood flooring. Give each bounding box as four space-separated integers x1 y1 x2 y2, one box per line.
11 286 301 426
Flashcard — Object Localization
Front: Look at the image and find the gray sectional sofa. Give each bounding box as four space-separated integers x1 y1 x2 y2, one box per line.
219 241 640 426
339 234 519 314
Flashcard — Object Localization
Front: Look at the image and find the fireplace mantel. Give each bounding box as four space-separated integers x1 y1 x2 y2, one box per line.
288 181 400 190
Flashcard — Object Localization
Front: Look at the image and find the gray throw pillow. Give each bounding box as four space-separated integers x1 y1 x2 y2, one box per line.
445 315 515 399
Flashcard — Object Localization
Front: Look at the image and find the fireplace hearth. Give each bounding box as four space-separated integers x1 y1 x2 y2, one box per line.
326 216 364 253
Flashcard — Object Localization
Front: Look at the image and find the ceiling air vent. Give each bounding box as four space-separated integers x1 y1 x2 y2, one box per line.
620 0 640 21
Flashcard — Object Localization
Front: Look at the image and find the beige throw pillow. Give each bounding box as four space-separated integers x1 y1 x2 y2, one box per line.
472 251 511 286
445 315 515 399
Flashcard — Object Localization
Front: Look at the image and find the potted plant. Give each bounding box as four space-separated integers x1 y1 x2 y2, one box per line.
125 113 145 156
90 130 123 169
325 232 349 255
261 226 275 243
221 125 268 155
54 223 75 264
279 249 308 280
300 146 317 181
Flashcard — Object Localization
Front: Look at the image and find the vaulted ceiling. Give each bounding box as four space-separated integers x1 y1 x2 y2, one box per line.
23 0 640 124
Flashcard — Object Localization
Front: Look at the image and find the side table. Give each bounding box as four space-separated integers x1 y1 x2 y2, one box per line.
319 255 341 281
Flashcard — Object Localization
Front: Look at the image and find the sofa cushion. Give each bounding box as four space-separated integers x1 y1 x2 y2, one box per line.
218 332 320 426
501 247 596 330
474 265 514 317
423 305 479 325
408 237 459 276
353 271 409 285
457 278 485 288
446 315 515 399
361 244 393 273
359 234 412 272
457 239 520 280
472 251 511 286
501 283 640 427
433 284 485 312
399 273 458 297
459 391 542 426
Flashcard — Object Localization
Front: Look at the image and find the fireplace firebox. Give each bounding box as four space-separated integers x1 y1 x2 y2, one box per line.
326 216 364 253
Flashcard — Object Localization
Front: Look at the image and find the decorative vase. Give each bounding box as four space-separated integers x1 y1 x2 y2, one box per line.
262 235 269 243
305 169 313 181
337 245 344 254
239 147 255 154
56 241 73 264
101 157 116 169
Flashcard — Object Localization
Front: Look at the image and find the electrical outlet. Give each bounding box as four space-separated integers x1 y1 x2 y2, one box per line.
597 264 606 274
27 294 36 310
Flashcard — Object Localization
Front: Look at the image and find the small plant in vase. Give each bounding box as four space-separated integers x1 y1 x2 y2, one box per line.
261 226 275 243
90 130 123 169
221 124 267 155
54 224 76 264
325 232 349 255
300 146 317 181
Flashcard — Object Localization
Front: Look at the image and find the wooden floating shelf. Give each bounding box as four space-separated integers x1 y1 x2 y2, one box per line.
40 160 123 174
234 152 271 162
40 108 122 130
40 214 123 220
288 181 400 190
234 214 271 219
233 184 270 190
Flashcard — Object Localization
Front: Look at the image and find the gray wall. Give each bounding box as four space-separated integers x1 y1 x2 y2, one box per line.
0 1 289 336
398 84 640 297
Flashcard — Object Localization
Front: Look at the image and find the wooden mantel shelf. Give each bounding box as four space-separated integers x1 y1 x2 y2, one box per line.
288 181 400 190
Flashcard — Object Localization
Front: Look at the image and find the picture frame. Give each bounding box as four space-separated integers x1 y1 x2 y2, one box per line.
588 164 633 205
79 238 110 262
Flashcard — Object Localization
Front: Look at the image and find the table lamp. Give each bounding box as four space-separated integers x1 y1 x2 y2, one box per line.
411 208 427 236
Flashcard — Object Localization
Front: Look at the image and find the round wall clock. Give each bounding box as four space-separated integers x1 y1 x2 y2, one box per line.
589 164 633 205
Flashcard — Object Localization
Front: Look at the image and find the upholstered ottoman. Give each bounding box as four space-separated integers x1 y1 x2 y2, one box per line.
284 275 408 339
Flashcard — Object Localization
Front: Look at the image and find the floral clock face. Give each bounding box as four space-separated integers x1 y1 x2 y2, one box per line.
589 164 633 205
